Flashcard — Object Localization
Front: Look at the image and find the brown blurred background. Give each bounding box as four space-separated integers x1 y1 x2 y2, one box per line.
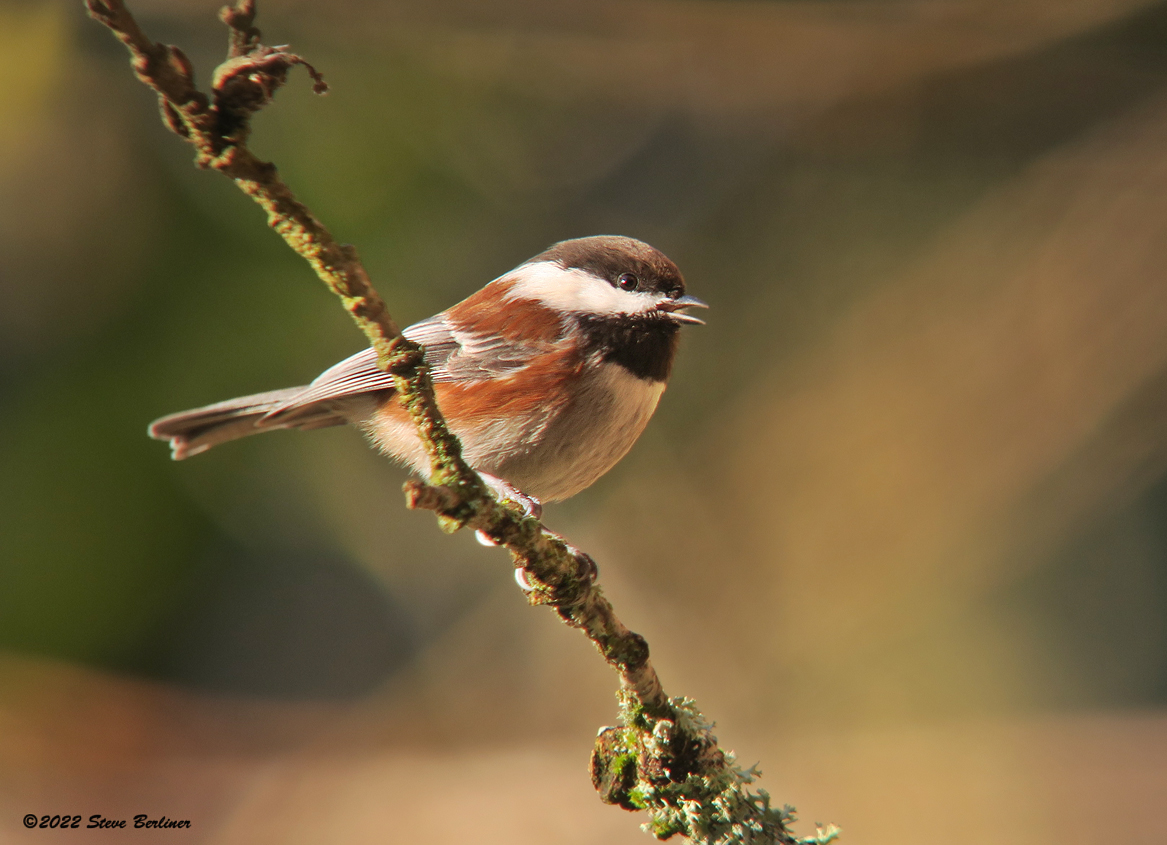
3 0 1167 842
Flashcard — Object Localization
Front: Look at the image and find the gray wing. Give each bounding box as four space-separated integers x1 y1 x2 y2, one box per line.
262 314 536 419
411 313 541 382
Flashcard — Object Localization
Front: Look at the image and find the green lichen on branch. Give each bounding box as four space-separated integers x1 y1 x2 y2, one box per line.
84 2 837 842
593 695 841 845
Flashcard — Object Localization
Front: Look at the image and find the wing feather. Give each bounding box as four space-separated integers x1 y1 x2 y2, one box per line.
261 313 542 420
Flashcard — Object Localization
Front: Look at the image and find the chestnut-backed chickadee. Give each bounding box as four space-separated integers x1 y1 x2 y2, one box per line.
149 235 705 511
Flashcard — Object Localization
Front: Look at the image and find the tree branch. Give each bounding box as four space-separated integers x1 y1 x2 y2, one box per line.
85 2 838 842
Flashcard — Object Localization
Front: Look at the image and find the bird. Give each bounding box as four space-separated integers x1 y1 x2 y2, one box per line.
149 235 706 515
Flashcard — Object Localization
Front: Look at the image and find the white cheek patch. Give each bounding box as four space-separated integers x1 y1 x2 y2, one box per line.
503 261 663 316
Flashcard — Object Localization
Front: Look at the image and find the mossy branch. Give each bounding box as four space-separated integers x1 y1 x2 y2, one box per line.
84 2 839 842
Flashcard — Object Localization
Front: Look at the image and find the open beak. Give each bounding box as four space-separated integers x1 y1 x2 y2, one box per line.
660 294 709 325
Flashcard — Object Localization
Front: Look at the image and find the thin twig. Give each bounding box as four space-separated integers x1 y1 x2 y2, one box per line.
84 2 838 842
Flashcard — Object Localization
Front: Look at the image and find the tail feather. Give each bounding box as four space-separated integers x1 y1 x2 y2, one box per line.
148 387 347 460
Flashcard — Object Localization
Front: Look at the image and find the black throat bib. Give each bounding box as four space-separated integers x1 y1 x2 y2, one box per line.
577 313 680 383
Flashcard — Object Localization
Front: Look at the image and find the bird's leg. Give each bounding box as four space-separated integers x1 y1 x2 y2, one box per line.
475 472 542 547
476 471 542 517
466 474 595 595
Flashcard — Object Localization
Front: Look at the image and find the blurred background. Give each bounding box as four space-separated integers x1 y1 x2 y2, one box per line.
2 0 1167 842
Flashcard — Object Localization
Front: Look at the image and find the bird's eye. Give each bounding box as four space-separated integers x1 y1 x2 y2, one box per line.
617 273 639 291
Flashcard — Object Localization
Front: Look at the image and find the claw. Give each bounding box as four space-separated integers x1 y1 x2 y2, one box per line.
570 548 598 581
514 567 537 591
478 472 542 519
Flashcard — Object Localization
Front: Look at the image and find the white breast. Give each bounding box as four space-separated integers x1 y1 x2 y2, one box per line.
489 363 665 502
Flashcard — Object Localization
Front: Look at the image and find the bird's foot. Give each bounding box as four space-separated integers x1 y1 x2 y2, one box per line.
477 472 542 517
514 542 597 593
475 472 542 547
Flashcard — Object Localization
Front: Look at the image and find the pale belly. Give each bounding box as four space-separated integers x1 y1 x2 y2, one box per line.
359 364 665 503
489 364 665 502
